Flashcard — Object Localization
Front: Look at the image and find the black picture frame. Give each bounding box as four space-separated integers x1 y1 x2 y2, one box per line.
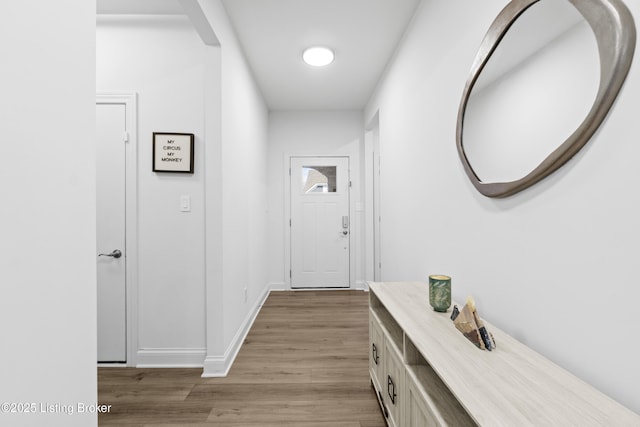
152 132 194 173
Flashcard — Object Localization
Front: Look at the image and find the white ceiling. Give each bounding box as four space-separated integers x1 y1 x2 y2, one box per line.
220 0 420 110
97 0 421 110
97 0 184 15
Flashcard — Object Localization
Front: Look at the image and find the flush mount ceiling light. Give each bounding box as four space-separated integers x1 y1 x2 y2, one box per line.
302 46 335 67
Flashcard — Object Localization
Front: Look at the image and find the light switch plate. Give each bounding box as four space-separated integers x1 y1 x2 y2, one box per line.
180 195 191 212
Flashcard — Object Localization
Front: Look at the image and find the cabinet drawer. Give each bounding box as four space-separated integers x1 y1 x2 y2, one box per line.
369 310 384 389
383 336 404 427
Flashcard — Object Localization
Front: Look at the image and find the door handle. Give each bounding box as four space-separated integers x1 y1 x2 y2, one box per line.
341 216 349 236
99 249 122 259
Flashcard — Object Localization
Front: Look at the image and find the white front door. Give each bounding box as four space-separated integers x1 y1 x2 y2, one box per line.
96 102 127 362
290 157 350 288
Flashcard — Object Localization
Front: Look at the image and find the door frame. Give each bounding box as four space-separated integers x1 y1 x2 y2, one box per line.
284 154 354 290
96 93 138 366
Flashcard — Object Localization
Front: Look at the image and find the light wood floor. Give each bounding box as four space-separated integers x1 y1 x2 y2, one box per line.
98 290 386 426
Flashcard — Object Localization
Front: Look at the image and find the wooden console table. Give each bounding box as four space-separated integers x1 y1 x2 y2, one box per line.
368 281 639 426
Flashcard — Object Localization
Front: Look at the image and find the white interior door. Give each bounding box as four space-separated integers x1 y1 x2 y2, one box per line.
96 102 127 362
290 157 350 288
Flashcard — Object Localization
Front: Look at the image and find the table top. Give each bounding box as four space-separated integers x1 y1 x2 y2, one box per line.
369 281 640 426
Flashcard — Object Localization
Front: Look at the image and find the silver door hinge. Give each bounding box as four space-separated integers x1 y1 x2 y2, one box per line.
123 131 130 143
289 270 292 278
289 219 292 227
349 181 352 188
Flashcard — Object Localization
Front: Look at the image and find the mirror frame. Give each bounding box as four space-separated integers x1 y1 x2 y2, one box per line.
456 0 636 198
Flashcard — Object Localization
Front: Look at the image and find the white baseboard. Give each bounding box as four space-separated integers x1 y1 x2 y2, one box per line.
136 348 206 367
201 284 272 377
201 354 228 377
271 282 368 291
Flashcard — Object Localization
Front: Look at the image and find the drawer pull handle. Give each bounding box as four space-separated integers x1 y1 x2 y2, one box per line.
372 343 379 365
387 375 397 405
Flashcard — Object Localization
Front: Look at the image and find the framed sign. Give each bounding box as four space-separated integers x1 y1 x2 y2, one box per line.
152 132 194 173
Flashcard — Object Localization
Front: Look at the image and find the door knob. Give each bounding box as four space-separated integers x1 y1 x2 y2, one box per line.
99 249 122 259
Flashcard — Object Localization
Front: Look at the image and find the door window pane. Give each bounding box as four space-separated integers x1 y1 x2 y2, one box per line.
302 166 337 193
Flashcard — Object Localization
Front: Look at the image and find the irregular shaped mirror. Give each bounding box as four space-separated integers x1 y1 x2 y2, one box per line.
456 0 636 198
463 1 599 184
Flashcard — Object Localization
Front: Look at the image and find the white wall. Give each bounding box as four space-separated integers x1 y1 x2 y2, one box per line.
366 0 640 413
219 19 270 352
267 111 364 288
195 0 271 375
0 2 97 426
97 16 209 365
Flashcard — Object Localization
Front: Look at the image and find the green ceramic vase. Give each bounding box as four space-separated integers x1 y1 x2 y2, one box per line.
429 275 451 312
